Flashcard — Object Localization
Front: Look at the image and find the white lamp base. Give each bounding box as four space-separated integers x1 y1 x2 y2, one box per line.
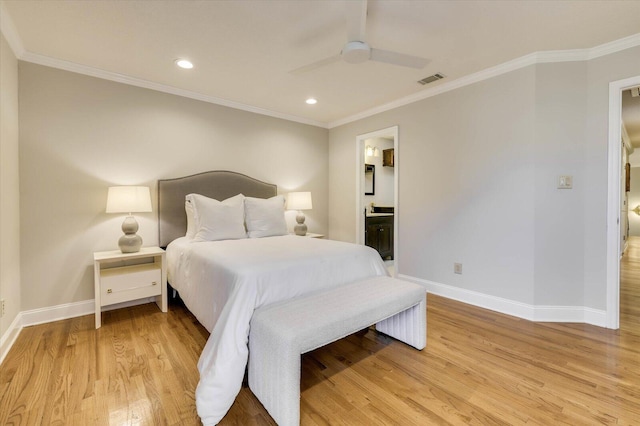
294 211 307 236
119 215 143 253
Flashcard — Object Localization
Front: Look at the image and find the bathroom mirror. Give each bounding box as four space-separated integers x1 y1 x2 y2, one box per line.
364 164 375 195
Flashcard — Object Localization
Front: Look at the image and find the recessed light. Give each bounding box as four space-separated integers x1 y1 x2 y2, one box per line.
305 98 317 105
175 59 194 69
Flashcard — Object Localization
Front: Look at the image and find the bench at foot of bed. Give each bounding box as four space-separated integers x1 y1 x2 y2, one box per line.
248 276 427 426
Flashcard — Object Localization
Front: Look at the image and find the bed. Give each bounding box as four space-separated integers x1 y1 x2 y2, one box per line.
158 171 388 425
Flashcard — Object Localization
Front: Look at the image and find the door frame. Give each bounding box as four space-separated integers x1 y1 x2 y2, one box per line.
355 126 399 275
606 75 640 329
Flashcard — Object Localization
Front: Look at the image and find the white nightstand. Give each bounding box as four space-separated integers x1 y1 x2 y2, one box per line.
305 233 325 239
291 232 325 238
93 247 167 329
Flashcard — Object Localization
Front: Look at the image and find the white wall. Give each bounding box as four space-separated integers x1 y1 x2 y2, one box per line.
582 47 640 309
331 66 537 304
329 45 640 315
532 61 586 306
0 33 21 339
628 167 640 236
363 137 394 210
18 63 328 311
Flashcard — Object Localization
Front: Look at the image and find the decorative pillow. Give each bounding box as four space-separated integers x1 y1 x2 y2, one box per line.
187 193 247 242
244 195 288 238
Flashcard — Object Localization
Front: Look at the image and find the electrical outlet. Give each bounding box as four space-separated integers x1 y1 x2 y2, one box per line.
454 263 462 274
1 299 5 317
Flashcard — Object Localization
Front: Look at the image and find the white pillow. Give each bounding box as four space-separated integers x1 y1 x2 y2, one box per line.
187 193 247 242
185 199 196 239
244 195 288 238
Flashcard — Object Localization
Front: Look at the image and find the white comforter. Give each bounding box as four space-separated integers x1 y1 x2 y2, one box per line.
166 235 388 425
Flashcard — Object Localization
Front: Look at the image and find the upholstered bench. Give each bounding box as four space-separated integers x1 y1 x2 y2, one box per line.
248 276 427 426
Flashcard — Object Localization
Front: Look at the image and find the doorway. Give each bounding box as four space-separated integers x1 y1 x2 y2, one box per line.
607 75 640 329
355 126 399 276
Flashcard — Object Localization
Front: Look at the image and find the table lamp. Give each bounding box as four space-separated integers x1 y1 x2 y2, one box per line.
286 191 313 236
106 186 152 253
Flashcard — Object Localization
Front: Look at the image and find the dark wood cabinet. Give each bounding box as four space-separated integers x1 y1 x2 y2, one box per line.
383 148 394 167
365 215 394 260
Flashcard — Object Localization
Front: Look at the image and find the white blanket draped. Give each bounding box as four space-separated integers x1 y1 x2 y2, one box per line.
166 235 388 425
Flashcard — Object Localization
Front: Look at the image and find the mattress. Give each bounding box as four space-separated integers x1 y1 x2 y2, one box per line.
166 235 388 425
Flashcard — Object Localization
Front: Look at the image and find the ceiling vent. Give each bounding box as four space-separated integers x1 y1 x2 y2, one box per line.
418 73 445 85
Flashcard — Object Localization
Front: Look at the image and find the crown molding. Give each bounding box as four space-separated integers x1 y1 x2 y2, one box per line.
328 33 640 128
3 0 639 132
19 51 328 129
0 1 25 57
588 32 640 60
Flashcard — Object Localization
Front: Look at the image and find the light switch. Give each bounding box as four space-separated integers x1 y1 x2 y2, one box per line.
558 175 573 189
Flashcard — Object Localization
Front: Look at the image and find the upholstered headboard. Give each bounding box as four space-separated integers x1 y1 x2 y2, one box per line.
157 170 277 248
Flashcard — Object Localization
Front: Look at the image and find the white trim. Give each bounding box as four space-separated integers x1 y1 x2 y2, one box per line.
392 127 399 277
399 274 607 327
329 33 640 128
588 33 640 60
606 75 640 329
0 312 23 365
18 51 328 129
20 299 96 327
0 2 26 57
0 297 159 365
3 0 637 132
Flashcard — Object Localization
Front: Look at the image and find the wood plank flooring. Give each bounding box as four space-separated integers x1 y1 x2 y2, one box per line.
2 240 640 425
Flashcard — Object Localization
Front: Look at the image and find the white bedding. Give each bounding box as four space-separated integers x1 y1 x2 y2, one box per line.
166 235 388 425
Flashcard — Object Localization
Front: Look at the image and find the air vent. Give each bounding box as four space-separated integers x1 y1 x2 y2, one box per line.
418 73 445 85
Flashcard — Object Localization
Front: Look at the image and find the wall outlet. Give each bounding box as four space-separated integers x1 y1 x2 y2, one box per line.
1 299 5 317
454 263 462 274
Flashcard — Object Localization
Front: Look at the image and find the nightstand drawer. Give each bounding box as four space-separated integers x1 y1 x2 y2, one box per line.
100 263 161 306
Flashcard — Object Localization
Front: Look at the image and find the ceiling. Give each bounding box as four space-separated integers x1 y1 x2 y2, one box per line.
2 0 640 128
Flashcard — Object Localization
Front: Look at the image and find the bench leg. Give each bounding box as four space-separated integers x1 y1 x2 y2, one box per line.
249 330 302 426
376 296 426 350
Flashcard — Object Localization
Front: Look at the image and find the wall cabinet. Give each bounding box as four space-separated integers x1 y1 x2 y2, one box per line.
365 215 394 260
383 148 394 167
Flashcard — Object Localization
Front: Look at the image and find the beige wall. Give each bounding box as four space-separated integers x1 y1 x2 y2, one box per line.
330 66 537 304
9 42 640 322
0 32 21 336
329 46 640 311
628 167 640 236
18 63 328 311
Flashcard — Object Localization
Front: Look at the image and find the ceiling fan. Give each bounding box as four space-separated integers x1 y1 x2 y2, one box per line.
290 0 428 75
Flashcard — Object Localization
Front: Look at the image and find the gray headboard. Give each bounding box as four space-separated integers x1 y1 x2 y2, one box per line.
158 170 277 248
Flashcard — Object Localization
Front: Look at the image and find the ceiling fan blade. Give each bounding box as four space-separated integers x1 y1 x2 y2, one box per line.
345 0 367 42
370 48 429 69
289 54 342 75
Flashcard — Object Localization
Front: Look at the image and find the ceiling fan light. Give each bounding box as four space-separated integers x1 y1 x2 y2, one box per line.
342 41 371 64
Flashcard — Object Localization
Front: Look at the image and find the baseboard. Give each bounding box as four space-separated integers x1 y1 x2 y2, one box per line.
0 312 23 365
398 274 607 328
0 296 158 365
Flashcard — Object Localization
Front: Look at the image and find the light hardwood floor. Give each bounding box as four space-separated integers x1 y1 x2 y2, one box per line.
2 242 640 425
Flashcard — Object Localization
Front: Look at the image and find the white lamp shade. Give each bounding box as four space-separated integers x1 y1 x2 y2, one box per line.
286 191 312 210
106 186 152 213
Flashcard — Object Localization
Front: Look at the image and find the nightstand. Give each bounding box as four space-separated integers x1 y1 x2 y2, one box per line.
93 247 167 329
291 232 324 238
305 233 325 238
